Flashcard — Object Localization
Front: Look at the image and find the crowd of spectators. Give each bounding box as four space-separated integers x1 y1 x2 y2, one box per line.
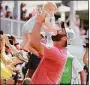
0 4 13 19
0 3 38 21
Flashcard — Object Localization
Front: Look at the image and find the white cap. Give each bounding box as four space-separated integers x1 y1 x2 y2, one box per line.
65 27 75 40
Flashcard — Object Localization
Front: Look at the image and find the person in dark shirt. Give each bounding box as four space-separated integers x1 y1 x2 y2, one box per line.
28 53 41 78
23 33 47 78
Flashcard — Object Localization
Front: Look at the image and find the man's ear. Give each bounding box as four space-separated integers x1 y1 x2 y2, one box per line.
62 36 67 41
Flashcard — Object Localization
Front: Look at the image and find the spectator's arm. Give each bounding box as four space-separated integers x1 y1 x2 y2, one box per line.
73 57 86 84
1 35 5 53
4 35 18 54
1 35 7 63
83 48 88 67
13 35 20 50
9 45 18 54
14 43 20 50
79 70 86 84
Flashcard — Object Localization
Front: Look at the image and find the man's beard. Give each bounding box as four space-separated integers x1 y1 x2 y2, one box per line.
64 41 67 47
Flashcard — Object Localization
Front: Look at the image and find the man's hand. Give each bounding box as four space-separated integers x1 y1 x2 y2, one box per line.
36 13 45 24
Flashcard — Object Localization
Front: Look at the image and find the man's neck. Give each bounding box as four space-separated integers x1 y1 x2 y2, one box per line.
53 44 65 49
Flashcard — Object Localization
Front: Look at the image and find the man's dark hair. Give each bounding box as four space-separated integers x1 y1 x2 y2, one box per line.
51 34 66 41
0 30 3 35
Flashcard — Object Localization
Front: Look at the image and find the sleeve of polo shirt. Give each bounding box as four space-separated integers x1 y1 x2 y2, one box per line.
44 45 66 62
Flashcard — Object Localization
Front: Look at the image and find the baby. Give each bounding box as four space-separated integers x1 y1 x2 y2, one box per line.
20 1 58 55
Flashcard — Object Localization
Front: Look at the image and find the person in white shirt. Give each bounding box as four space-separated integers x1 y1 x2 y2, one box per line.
60 51 86 84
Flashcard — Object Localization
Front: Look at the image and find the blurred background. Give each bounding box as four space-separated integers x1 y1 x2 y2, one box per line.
0 1 88 38
0 1 89 65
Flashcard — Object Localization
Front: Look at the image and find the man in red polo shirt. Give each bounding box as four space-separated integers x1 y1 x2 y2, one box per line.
30 12 67 84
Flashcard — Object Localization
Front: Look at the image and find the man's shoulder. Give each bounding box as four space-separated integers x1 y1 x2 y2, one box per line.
45 45 58 51
44 45 59 54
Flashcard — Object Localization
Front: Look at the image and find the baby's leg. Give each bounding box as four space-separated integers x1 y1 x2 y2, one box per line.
20 33 28 50
20 33 31 51
23 33 31 51
27 33 39 56
21 33 39 56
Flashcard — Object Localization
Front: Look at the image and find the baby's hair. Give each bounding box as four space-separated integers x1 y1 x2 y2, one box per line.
42 1 57 11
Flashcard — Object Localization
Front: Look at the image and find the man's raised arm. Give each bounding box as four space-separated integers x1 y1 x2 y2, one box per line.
30 13 45 56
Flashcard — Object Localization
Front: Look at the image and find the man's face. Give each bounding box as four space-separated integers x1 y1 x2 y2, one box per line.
52 33 67 48
57 36 67 48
